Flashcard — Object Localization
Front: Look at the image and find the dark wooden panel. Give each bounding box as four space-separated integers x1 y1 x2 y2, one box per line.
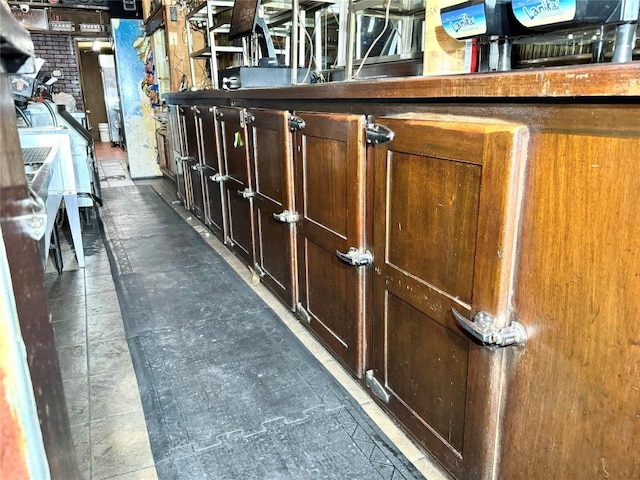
218 106 254 266
371 114 528 479
385 292 469 453
387 151 481 305
250 108 296 308
295 111 367 376
501 132 640 479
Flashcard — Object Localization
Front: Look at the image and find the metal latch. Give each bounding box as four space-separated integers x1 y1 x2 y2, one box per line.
336 247 373 266
253 263 266 278
272 210 300 223
366 123 394 145
237 188 255 199
452 309 527 347
296 303 311 324
288 115 306 131
209 173 229 183
178 155 196 163
365 370 390 403
239 109 254 127
190 164 206 171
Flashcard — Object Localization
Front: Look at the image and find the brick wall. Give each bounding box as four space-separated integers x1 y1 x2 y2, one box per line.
30 33 84 111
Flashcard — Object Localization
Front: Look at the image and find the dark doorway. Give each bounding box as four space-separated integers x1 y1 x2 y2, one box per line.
77 42 109 141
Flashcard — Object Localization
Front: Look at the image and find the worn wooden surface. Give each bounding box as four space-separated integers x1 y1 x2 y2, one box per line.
294 111 368 377
218 106 255 266
249 108 297 308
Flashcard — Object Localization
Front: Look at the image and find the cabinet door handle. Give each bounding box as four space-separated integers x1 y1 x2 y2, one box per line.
272 210 300 223
451 309 527 347
209 173 229 183
237 188 255 199
336 247 373 266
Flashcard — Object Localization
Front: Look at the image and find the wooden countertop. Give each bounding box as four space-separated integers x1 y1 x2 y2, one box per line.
165 63 640 104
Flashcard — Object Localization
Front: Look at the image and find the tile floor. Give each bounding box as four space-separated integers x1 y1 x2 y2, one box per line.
46 141 449 480
46 142 156 480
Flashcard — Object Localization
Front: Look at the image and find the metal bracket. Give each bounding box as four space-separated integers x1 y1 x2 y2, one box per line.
288 115 306 131
365 370 390 403
209 173 229 183
237 188 255 199
272 210 300 223
215 109 223 120
190 164 206 171
336 247 373 266
178 155 196 164
452 308 527 347
296 303 311 324
253 263 266 278
240 109 255 127
366 123 394 145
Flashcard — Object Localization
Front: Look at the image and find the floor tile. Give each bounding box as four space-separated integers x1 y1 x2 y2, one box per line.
63 377 90 426
90 369 142 421
85 275 118 295
49 295 86 322
91 410 155 480
88 337 133 377
86 291 122 316
53 317 87 348
58 344 88 380
87 312 126 343
71 423 91 480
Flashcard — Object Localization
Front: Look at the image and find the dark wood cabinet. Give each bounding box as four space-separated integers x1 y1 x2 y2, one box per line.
217 106 255 266
248 108 297 309
170 105 189 207
293 111 368 377
194 105 226 242
182 106 206 222
369 115 528 479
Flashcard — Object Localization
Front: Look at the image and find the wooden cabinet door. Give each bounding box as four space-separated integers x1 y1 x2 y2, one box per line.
217 106 255 266
195 105 226 242
173 105 190 207
248 108 297 308
370 114 528 480
294 111 368 377
183 106 206 221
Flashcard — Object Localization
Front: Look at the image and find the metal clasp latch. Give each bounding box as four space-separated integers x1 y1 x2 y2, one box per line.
336 247 373 266
237 188 255 199
272 210 300 223
209 173 229 183
452 309 527 347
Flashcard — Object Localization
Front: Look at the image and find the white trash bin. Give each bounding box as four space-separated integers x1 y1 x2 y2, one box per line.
98 123 110 143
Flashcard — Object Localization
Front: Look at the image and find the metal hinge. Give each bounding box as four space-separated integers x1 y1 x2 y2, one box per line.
288 115 306 131
366 123 394 145
240 109 254 127
336 247 373 266
253 263 266 278
237 188 255 199
365 370 390 403
296 303 311 324
452 309 527 347
209 173 229 183
272 210 300 223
